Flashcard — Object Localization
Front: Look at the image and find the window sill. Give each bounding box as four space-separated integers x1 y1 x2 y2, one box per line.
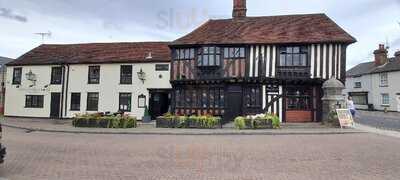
379 85 389 87
381 104 390 107
70 109 80 111
24 107 44 109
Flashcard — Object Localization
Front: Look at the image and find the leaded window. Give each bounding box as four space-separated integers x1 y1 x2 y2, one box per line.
286 88 311 110
175 48 195 60
224 47 245 59
197 47 221 67
244 87 261 108
175 87 224 109
279 46 308 66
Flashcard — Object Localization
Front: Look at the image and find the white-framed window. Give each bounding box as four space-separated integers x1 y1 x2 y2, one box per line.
381 93 390 106
380 73 388 87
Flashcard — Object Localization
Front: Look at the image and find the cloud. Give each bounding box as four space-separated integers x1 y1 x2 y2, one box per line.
0 7 27 22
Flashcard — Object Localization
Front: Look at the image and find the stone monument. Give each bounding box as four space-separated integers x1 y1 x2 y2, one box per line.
321 77 346 126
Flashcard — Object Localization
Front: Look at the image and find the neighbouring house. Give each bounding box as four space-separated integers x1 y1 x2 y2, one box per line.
0 56 14 114
169 0 356 123
5 42 172 119
345 44 400 112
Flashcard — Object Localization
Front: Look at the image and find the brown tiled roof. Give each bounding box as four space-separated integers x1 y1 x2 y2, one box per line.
172 13 356 46
7 42 171 66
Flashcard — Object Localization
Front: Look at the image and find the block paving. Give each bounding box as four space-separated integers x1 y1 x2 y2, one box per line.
1 127 400 180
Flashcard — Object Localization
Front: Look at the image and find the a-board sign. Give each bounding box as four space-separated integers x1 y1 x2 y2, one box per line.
336 109 355 128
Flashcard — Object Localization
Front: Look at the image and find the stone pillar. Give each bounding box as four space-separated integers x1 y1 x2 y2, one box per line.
321 77 346 126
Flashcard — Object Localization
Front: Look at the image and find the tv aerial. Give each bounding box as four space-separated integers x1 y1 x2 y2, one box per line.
34 31 52 44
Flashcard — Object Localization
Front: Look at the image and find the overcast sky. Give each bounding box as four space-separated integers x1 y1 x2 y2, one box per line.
0 0 399 69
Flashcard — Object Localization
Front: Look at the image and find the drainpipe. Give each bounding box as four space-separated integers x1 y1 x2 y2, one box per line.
64 64 70 118
60 64 66 119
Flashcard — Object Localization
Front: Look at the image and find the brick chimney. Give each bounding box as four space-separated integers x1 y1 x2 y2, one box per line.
233 0 247 18
374 44 388 66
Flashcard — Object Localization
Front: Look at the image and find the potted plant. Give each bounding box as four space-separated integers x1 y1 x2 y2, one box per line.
142 106 152 123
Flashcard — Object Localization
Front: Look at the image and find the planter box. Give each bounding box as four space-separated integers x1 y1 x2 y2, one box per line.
156 116 221 129
243 118 273 129
73 116 137 128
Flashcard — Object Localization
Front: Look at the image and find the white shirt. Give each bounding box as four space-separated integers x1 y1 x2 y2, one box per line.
348 100 355 110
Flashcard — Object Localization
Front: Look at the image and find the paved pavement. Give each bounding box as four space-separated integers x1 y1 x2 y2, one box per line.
355 111 400 131
2 117 362 135
1 127 400 180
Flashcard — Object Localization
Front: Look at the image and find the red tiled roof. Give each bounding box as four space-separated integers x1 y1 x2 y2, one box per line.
7 42 171 66
171 14 356 45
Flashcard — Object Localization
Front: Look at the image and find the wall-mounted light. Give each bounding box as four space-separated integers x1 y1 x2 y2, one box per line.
137 68 146 84
25 70 37 87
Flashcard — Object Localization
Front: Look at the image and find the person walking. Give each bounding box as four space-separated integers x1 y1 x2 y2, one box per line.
347 96 356 117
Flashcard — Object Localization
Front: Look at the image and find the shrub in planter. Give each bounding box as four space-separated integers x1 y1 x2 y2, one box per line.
235 113 279 129
234 116 246 130
157 114 221 129
73 113 137 128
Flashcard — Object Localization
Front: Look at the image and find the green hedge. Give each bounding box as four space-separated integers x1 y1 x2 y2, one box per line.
234 113 280 129
72 114 137 128
157 114 221 129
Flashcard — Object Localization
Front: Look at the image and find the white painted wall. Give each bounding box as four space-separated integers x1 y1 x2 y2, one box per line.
345 71 400 112
5 63 171 118
5 65 63 117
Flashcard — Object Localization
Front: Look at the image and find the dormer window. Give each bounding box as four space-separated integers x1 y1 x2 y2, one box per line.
197 47 221 67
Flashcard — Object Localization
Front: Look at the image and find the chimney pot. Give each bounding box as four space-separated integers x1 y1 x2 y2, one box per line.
233 0 247 18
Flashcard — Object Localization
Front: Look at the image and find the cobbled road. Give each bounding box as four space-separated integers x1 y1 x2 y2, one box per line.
1 127 400 180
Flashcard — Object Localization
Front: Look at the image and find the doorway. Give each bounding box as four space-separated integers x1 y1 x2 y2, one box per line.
50 93 61 118
149 89 171 120
284 86 313 123
224 85 243 123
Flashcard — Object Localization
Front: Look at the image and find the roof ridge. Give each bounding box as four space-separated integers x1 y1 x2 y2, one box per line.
208 13 327 21
41 41 171 46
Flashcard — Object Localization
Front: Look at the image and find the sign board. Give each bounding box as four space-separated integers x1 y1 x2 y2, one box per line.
336 109 355 128
138 94 147 108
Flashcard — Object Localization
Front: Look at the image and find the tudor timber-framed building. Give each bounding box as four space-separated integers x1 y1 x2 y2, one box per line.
169 0 356 123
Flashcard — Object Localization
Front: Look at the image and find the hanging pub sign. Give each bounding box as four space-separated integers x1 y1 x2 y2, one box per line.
336 109 355 128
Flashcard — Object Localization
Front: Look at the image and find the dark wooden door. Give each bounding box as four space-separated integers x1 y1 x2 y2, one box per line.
149 92 170 120
224 85 242 123
50 93 61 118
